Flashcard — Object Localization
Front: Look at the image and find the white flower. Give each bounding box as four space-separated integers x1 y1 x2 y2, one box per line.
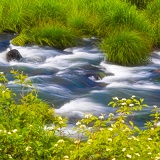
126 154 132 158
0 72 4 74
74 140 80 144
121 102 126 105
76 121 81 126
106 148 110 151
122 148 126 152
12 129 17 133
59 121 63 124
87 139 92 145
58 139 64 143
8 132 11 134
54 144 58 147
155 157 160 160
88 127 92 131
131 95 136 98
85 114 92 118
122 98 126 101
121 120 124 123
148 138 152 141
112 158 116 160
113 97 118 101
8 154 12 159
108 138 112 142
0 130 2 132
129 104 134 107
135 153 140 157
64 155 69 159
153 105 157 108
99 114 105 119
58 117 62 121
80 125 86 129
26 146 31 151
108 128 113 131
109 113 114 117
148 152 152 155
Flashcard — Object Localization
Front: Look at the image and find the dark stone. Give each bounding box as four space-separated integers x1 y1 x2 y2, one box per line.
6 49 23 62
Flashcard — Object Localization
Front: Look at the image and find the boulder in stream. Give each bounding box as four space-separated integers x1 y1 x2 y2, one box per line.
6 49 23 62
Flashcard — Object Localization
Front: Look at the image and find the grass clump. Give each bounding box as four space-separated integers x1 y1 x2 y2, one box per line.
101 30 152 66
0 70 160 159
12 25 78 49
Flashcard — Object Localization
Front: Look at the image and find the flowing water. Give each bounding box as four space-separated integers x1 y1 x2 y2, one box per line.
0 34 160 129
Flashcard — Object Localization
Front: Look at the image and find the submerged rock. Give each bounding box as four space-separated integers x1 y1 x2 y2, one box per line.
6 49 23 62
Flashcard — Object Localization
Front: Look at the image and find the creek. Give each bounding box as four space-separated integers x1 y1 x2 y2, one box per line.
0 33 160 129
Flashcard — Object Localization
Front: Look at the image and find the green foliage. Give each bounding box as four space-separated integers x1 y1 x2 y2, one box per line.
124 0 154 9
0 70 160 159
12 25 78 49
101 29 152 66
145 0 160 47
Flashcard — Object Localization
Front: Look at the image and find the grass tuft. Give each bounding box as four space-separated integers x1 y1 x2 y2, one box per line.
101 29 152 66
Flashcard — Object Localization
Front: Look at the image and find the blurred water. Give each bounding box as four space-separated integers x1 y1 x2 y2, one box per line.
0 34 160 128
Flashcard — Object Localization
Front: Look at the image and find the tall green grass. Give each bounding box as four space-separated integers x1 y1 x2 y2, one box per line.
145 0 160 47
101 29 152 66
12 25 78 49
0 0 159 65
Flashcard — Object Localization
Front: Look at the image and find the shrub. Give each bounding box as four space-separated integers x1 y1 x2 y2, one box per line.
100 29 152 66
0 70 160 159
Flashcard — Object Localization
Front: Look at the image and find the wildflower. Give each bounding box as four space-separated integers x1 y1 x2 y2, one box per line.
122 98 126 101
129 104 134 107
109 113 114 117
131 95 136 98
64 155 69 159
99 114 105 119
8 154 12 159
128 137 132 140
153 105 157 108
135 153 140 157
148 138 152 141
58 139 64 143
0 72 4 74
8 132 11 134
76 121 81 126
106 148 110 151
88 127 92 131
113 97 118 100
108 138 112 142
108 128 113 131
126 154 132 158
87 139 92 145
26 146 31 151
80 125 86 129
155 157 160 160
121 102 126 105
54 144 58 147
59 121 63 124
112 158 116 160
74 140 80 144
122 148 126 152
85 114 92 118
12 129 17 133
121 120 124 123
58 117 62 121
148 152 152 155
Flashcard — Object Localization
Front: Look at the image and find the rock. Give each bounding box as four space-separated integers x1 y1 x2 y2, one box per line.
6 49 23 62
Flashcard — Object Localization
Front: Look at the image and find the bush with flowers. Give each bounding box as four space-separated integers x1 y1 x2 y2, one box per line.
0 70 160 160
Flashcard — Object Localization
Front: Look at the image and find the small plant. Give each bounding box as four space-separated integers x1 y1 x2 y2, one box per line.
101 29 152 66
0 73 160 158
